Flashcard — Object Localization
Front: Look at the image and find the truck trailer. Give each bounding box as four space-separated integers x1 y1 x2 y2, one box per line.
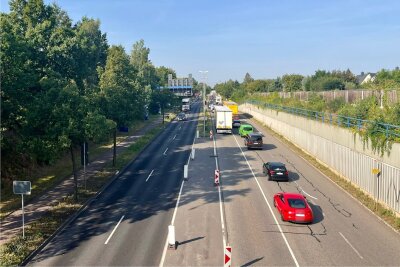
214 105 232 134
223 101 240 127
182 98 191 112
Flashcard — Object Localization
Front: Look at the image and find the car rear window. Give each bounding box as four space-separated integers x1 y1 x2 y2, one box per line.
288 198 306 208
250 136 262 141
270 165 286 171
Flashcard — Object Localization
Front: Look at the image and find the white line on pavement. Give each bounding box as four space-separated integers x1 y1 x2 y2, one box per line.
211 129 227 249
163 148 168 155
104 215 124 245
173 134 177 140
339 232 363 259
233 134 300 267
159 137 196 267
146 169 155 182
294 181 318 200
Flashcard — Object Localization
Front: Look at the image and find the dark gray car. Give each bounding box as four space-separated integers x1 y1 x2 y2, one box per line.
262 162 289 181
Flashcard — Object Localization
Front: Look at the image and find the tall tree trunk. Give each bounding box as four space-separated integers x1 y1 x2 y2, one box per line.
70 144 78 201
113 128 116 167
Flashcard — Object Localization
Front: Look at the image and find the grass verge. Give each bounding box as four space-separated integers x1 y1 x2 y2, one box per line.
247 114 400 232
0 123 165 266
197 109 213 138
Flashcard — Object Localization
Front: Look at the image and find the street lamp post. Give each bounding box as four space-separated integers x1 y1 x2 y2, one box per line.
199 70 208 137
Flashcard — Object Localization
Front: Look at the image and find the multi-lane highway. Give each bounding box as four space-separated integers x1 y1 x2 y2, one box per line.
27 104 400 266
28 103 201 266
212 117 400 266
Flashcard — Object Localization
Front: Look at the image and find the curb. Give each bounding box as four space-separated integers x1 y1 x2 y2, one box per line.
21 119 172 266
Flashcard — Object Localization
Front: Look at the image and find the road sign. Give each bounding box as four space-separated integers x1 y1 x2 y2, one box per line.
372 168 380 175
13 181 31 195
13 181 31 239
224 245 232 267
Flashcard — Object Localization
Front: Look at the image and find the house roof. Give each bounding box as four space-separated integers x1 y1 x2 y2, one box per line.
356 72 376 84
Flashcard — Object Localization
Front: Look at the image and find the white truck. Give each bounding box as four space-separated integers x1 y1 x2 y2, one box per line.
182 98 190 112
214 105 232 134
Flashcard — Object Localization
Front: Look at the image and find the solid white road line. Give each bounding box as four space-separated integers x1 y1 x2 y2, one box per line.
146 169 155 182
159 138 196 267
104 215 125 245
212 130 227 249
339 232 363 259
294 181 318 200
233 134 300 267
163 148 168 155
173 134 177 140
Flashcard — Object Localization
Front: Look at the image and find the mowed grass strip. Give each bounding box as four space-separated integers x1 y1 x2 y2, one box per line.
0 123 165 267
197 110 213 137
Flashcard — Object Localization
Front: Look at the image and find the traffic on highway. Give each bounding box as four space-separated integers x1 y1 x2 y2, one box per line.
26 99 400 266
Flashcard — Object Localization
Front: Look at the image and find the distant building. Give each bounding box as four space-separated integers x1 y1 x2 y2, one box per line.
356 72 376 84
166 74 193 96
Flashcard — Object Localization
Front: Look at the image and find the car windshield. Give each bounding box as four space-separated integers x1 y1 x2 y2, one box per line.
288 198 306 208
244 127 252 131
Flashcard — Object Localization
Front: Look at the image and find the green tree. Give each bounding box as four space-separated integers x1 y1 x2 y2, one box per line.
72 17 108 92
282 74 304 92
243 72 254 84
130 39 159 89
100 45 143 166
156 66 176 87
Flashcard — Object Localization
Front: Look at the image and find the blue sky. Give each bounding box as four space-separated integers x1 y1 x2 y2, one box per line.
1 0 400 86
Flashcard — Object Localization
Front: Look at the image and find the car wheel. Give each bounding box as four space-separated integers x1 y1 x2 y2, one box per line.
281 213 285 222
273 200 276 207
268 175 271 181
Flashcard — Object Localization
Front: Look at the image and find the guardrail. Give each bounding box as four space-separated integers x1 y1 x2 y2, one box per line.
247 100 400 140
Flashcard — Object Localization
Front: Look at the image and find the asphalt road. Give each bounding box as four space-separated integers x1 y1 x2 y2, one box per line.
214 116 400 266
28 103 201 266
27 105 400 266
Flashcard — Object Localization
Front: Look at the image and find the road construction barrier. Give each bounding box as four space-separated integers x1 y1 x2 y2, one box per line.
210 130 213 139
184 165 188 181
191 148 195 160
224 245 231 267
168 225 176 250
214 169 220 186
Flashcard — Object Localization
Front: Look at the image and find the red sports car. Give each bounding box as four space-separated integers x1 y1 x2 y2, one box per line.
273 192 313 223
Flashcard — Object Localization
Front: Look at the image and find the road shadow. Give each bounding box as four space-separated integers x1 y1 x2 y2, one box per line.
177 236 204 247
308 202 324 224
263 143 277 150
241 257 264 267
288 171 300 182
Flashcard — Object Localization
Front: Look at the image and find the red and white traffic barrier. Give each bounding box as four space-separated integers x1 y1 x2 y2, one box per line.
209 130 213 139
214 169 220 186
224 245 232 267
